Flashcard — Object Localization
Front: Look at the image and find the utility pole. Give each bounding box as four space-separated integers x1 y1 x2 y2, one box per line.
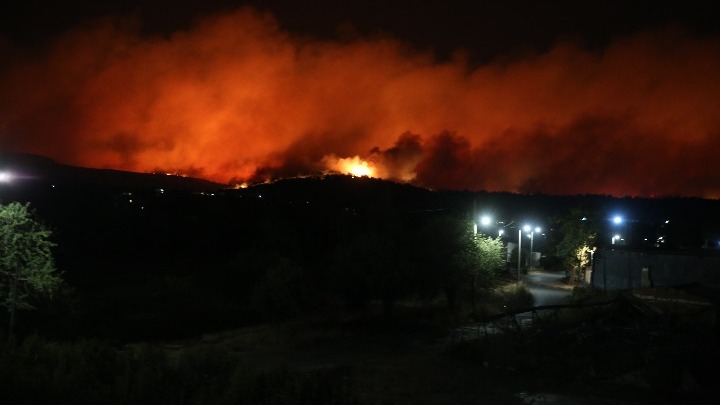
517 229 522 287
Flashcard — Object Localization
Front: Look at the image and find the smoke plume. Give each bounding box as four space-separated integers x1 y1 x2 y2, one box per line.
1 8 719 197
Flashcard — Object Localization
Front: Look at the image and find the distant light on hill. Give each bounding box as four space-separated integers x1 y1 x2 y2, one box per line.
0 171 13 183
1 152 224 192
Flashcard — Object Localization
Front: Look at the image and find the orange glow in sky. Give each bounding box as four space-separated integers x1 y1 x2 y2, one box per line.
1 8 720 197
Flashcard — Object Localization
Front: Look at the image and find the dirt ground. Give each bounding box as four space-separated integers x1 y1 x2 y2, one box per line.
162 296 717 405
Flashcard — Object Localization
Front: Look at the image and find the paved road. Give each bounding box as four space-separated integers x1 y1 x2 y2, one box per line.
524 271 572 307
455 270 575 338
509 270 574 327
524 270 572 307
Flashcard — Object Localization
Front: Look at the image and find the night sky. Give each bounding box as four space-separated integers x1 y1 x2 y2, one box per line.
2 1 720 197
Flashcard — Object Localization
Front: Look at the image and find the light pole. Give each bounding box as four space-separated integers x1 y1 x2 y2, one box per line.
525 226 541 267
611 215 624 245
517 228 522 286
523 225 531 267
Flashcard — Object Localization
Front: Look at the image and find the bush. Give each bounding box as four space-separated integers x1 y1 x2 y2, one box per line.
500 282 534 312
0 336 360 405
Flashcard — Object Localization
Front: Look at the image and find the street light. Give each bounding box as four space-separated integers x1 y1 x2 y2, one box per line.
517 228 522 286
475 215 494 237
0 171 12 183
610 214 625 245
529 227 541 267
478 215 494 235
523 225 541 267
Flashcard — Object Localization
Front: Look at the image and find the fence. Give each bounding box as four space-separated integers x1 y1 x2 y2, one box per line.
451 299 619 342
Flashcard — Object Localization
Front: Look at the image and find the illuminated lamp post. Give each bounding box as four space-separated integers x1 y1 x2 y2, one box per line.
517 227 523 287
611 215 623 245
526 226 541 267
476 215 492 237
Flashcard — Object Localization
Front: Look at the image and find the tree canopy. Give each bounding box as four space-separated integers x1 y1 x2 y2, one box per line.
0 202 61 338
552 207 598 283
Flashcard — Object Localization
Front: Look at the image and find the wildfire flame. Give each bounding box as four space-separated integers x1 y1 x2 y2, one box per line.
348 161 373 177
323 155 376 178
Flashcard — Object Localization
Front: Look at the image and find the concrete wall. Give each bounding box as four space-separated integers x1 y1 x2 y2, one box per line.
591 247 720 291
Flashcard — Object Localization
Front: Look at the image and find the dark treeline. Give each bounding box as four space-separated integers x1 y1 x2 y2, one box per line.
3 155 720 404
3 155 720 341
2 175 508 341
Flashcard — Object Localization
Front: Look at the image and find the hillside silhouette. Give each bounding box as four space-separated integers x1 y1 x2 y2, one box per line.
0 152 223 192
3 152 720 249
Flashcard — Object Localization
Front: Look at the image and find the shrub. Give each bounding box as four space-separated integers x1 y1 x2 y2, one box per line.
0 336 360 405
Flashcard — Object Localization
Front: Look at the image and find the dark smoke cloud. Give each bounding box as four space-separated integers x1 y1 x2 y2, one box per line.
369 132 424 183
414 116 720 197
1 8 719 197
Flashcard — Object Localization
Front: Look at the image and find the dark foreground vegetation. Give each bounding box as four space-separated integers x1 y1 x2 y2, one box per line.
1 293 718 404
1 335 359 405
3 174 517 342
2 156 720 403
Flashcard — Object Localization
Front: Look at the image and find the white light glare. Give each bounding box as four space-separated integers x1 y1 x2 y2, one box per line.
613 215 623 224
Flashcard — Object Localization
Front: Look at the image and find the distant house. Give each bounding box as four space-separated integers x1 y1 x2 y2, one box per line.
591 246 720 291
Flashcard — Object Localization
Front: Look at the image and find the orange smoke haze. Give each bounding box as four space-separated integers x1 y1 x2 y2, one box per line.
1 7 720 197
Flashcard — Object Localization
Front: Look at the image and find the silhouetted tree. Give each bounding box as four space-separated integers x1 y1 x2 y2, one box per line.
250 257 309 319
223 247 310 320
332 229 411 314
415 215 495 310
468 235 505 313
552 207 599 284
0 202 62 339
